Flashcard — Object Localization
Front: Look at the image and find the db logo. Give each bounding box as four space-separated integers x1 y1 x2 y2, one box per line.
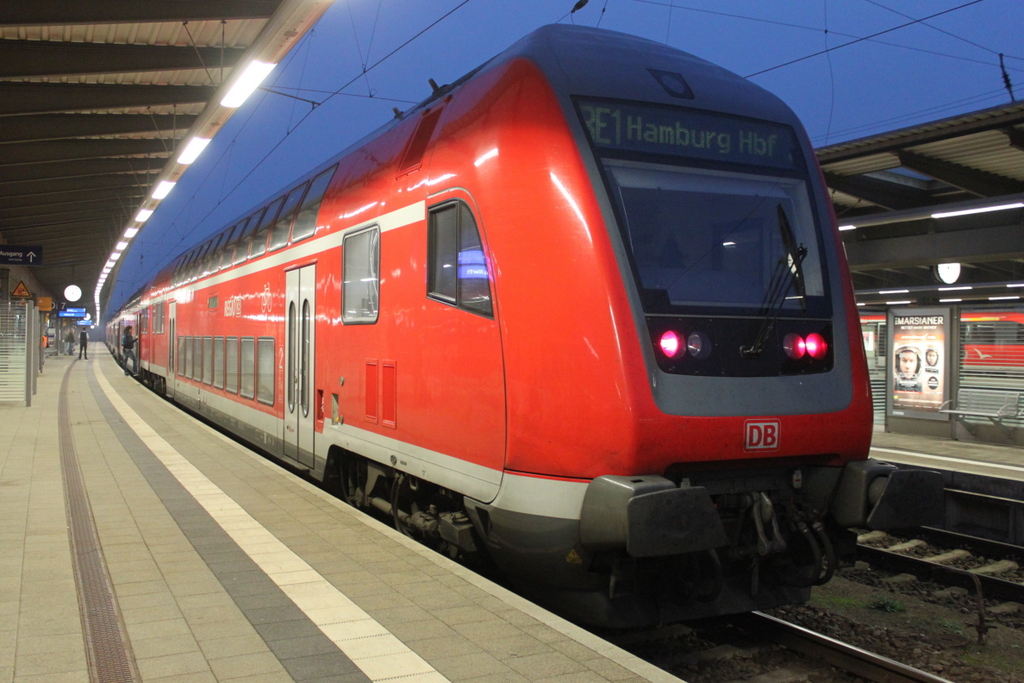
745 419 781 451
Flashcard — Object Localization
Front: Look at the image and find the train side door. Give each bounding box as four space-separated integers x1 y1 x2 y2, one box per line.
167 302 177 398
284 265 316 468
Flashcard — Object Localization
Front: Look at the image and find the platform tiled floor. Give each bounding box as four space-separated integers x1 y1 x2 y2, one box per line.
0 356 681 683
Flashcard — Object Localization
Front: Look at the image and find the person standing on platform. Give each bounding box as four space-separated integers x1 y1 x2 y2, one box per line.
121 325 137 376
65 330 75 355
79 329 89 360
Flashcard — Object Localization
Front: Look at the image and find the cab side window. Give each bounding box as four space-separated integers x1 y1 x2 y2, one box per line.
427 201 492 317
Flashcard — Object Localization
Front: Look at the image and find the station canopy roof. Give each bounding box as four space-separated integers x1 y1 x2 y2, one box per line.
0 1 1021 312
0 0 329 307
818 100 1024 306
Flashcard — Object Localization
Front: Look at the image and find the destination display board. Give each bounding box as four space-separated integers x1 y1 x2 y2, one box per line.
577 98 800 171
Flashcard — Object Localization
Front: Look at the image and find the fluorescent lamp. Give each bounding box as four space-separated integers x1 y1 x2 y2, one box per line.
885 300 912 305
110 251 121 262
1008 283 1024 288
938 286 971 291
115 241 129 251
932 202 1024 219
177 137 211 165
838 224 856 231
856 302 865 307
221 60 277 108
939 298 962 303
152 180 176 199
105 260 116 269
135 208 154 223
124 227 139 238
879 289 909 295
989 295 1021 301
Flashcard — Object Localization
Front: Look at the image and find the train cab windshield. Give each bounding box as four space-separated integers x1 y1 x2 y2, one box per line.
578 99 831 319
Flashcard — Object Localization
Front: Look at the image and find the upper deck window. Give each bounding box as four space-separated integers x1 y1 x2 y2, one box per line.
291 166 336 243
268 184 307 252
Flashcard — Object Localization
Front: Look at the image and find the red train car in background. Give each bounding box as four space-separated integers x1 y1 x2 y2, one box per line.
961 311 1024 369
109 25 942 627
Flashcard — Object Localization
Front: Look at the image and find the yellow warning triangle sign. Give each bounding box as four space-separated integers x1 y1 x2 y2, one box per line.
11 281 31 298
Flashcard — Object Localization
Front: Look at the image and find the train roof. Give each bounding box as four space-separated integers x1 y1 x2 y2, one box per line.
156 24 799 284
508 25 795 126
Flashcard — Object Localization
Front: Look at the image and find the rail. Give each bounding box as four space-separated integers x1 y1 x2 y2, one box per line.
739 612 955 683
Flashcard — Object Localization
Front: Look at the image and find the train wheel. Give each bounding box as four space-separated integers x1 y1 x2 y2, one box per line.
325 452 367 508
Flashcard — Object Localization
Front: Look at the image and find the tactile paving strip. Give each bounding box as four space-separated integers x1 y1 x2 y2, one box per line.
59 361 140 682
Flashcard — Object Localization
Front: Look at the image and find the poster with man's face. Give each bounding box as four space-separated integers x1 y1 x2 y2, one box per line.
888 308 949 420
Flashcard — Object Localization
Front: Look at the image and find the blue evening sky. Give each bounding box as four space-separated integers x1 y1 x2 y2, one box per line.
107 0 1023 313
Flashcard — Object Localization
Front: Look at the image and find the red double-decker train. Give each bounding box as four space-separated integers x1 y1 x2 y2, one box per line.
108 25 941 627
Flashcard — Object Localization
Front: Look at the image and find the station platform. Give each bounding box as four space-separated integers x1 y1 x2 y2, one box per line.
1 355 680 683
870 427 1024 482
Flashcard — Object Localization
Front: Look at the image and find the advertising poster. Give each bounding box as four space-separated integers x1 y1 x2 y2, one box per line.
887 307 950 420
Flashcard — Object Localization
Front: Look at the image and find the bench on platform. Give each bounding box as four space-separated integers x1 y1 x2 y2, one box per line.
939 389 1023 433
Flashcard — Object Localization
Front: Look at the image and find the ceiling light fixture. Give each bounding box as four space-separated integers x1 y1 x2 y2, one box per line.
932 202 1024 219
221 60 277 108
177 137 211 165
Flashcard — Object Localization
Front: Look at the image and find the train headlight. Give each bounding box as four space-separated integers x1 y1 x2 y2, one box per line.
686 331 712 360
782 333 806 359
659 330 682 358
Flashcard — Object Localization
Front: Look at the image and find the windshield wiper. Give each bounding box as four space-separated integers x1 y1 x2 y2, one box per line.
740 204 807 359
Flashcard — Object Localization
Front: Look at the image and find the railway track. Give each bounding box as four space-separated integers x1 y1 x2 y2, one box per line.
739 612 954 683
606 611 953 683
856 529 1024 605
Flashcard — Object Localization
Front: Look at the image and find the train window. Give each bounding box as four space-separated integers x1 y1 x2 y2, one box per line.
189 241 212 282
217 223 242 270
240 338 255 399
139 308 149 333
203 337 214 385
268 185 307 252
174 252 193 287
211 226 233 273
342 226 380 324
225 336 239 394
201 235 224 277
256 337 275 405
291 166 336 243
251 198 284 259
287 301 296 412
183 336 192 379
193 337 203 381
153 302 165 334
213 337 225 389
398 107 443 176
177 336 187 376
233 213 261 266
601 160 827 317
427 201 493 317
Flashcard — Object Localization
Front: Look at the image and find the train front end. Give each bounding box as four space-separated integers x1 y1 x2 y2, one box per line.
468 26 944 628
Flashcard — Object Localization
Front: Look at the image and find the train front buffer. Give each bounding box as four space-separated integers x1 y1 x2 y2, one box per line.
576 460 944 611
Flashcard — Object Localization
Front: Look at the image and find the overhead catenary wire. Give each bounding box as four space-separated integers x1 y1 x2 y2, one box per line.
858 0 1023 62
632 0 1024 75
744 0 987 78
119 1 476 296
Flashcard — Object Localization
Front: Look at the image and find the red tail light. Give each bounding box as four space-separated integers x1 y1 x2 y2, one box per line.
805 332 828 360
659 330 682 358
